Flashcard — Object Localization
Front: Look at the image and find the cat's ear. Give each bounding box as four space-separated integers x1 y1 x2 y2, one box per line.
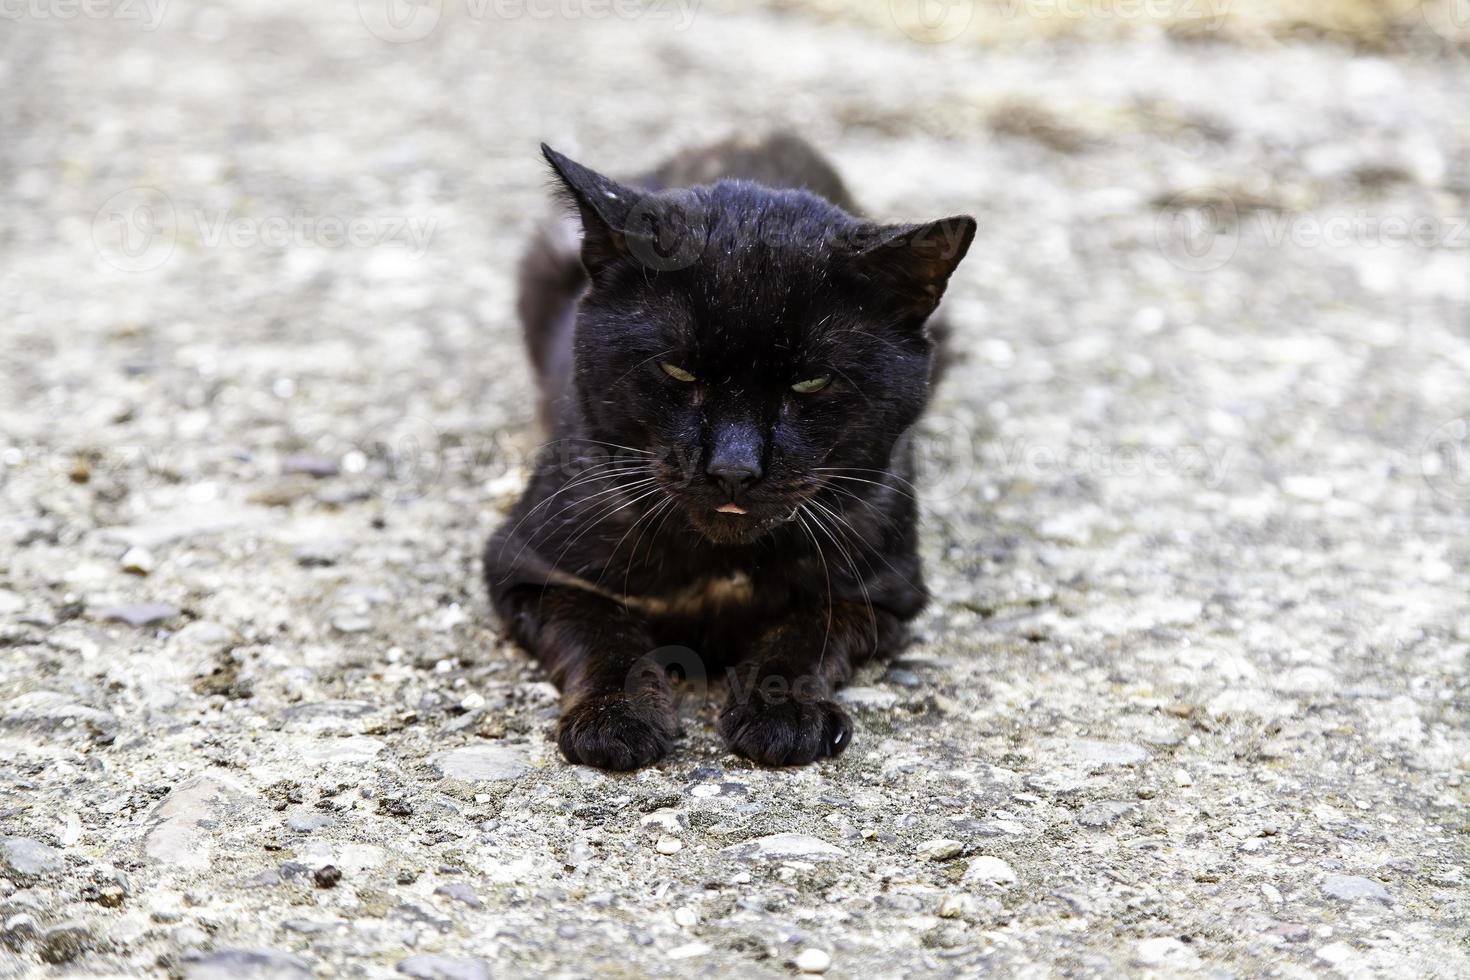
848 216 976 320
541 143 641 276
541 144 706 278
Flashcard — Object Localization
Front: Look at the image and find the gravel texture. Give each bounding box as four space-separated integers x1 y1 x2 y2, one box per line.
2 2 1469 976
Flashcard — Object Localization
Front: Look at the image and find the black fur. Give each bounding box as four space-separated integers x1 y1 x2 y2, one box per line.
486 134 974 769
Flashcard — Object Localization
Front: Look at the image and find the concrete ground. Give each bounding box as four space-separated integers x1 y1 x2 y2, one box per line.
2 1 1468 976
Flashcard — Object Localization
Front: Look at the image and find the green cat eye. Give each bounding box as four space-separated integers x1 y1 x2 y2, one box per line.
791 375 831 394
659 361 696 383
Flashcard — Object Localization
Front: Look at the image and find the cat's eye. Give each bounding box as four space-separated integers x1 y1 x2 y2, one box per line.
659 362 696 383
790 375 831 395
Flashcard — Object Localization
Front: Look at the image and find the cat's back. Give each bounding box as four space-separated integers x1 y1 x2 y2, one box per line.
636 132 857 211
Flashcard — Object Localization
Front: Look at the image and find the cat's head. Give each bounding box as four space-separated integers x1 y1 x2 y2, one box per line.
544 144 974 545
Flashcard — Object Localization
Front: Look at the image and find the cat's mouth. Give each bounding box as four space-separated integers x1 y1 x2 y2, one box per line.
685 494 808 544
650 464 810 542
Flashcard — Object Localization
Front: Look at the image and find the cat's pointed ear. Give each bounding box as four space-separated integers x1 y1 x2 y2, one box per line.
849 215 976 320
541 143 639 276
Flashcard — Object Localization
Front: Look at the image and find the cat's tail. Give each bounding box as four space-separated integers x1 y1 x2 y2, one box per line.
515 212 586 431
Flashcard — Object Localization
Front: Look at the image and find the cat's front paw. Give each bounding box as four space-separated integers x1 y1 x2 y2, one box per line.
557 693 676 771
719 696 853 767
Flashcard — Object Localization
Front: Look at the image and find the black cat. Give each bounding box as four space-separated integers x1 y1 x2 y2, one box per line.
485 134 973 769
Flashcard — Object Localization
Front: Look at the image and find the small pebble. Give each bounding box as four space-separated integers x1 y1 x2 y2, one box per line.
666 942 710 960
1174 768 1194 787
655 836 683 855
1321 874 1391 904
917 838 963 861
794 948 831 974
282 454 340 478
938 894 975 919
673 906 697 927
312 865 341 889
120 546 155 575
98 603 180 627
1136 937 1188 966
331 613 373 634
963 855 1018 887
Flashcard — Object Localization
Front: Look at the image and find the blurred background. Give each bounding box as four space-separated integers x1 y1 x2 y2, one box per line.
4 0 1468 508
2 1 1468 976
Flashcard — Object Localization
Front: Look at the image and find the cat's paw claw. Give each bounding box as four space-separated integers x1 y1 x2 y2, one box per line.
719 697 853 767
557 694 675 771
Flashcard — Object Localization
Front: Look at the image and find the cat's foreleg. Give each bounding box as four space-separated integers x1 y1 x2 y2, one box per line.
719 602 903 766
496 585 676 770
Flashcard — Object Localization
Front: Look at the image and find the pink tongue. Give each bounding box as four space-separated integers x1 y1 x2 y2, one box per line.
716 503 747 515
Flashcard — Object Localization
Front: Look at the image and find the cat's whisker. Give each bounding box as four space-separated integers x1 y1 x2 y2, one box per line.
610 493 680 600
497 459 652 531
813 480 901 529
599 490 677 594
809 485 918 588
607 348 675 392
814 467 967 545
539 437 657 456
802 499 880 656
498 467 658 579
549 482 670 573
794 505 835 671
532 481 673 621
814 467 922 499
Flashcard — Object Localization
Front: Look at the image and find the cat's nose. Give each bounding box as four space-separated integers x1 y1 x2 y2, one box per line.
706 420 764 497
706 459 761 497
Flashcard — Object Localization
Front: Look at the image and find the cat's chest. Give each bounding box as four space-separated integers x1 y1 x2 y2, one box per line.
547 568 761 619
